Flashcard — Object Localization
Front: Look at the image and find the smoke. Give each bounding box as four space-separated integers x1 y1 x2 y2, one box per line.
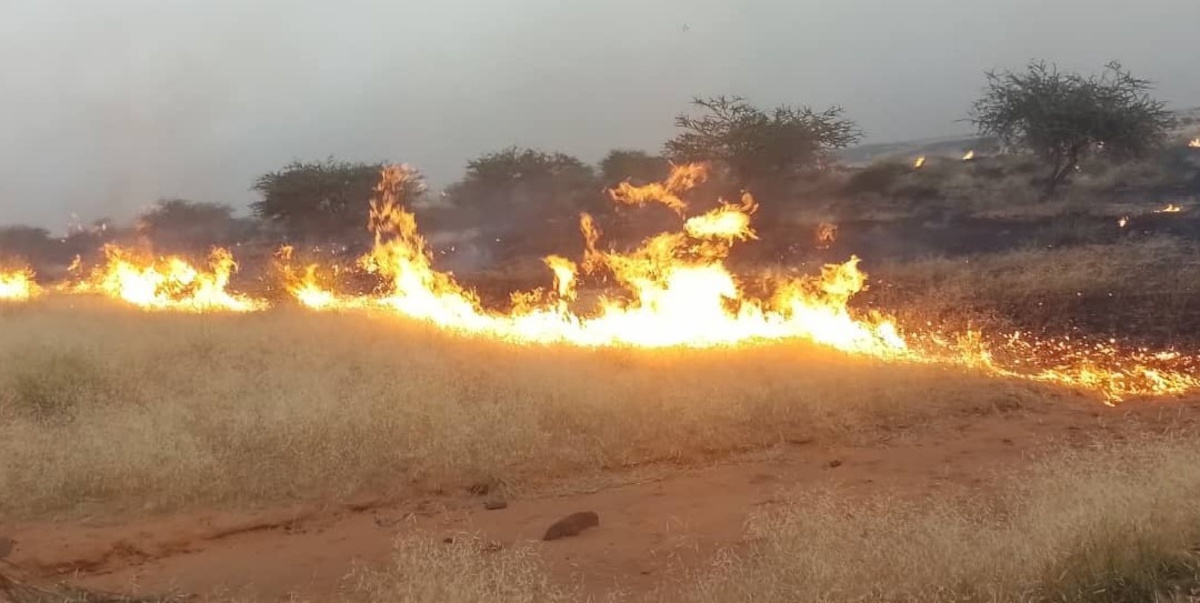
3 0 1200 229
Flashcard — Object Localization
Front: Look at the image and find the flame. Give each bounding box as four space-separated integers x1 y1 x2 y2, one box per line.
283 163 1200 403
815 222 837 250
276 245 364 311
8 163 1198 405
962 150 975 161
609 162 705 216
1117 216 1129 228
1155 203 1183 213
0 267 39 301
300 164 908 352
913 156 926 169
71 245 266 312
1188 138 1200 148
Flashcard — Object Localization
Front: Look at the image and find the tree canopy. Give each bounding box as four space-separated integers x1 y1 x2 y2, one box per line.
599 149 671 186
970 61 1173 196
664 96 861 189
251 158 394 244
446 147 600 220
137 199 240 251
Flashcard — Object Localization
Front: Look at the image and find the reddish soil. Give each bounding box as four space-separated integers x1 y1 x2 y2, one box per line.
5 396 1199 601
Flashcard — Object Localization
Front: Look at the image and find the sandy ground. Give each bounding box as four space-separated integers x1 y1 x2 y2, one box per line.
6 394 1199 601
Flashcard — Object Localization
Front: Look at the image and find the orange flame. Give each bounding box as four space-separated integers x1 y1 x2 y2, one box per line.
277 163 1200 403
71 245 266 312
1188 138 1200 148
0 267 39 301
961 150 975 161
1155 203 1183 213
913 156 926 169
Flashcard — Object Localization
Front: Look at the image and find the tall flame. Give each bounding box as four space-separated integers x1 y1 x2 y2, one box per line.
0 267 39 301
71 245 265 312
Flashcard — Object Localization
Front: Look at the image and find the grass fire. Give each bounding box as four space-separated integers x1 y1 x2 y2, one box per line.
5 26 1200 601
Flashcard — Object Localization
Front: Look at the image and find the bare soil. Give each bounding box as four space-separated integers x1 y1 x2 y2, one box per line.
7 395 1198 601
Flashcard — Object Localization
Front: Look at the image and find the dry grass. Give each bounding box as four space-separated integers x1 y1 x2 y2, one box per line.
346 535 580 603
0 297 1035 519
687 436 1200 602
319 436 1200 602
867 236 1200 340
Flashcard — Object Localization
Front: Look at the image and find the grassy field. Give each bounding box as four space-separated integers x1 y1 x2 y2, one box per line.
4 234 1200 602
0 297 1035 519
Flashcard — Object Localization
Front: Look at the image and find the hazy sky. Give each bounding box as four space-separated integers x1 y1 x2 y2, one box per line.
3 0 1198 230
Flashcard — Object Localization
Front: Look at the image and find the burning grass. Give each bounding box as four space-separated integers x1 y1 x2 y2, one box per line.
0 298 1038 519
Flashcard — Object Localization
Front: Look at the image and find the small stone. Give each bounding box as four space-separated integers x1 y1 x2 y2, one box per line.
484 499 508 510
828 459 843 468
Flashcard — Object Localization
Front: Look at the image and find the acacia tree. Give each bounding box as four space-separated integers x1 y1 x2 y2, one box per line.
664 96 861 190
446 147 600 221
598 149 670 186
137 199 242 252
443 147 600 258
251 158 397 245
970 61 1173 197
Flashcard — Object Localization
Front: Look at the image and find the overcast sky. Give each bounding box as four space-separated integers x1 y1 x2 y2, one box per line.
2 0 1198 230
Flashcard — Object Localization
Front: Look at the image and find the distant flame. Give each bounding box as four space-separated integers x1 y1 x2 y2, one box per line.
1188 138 1200 148
71 245 266 312
0 267 39 301
1155 203 1183 213
1117 216 1130 228
961 150 975 161
913 156 926 169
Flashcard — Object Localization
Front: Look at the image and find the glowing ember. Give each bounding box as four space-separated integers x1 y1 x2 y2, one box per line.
913 156 926 169
71 245 266 312
961 150 975 161
815 222 837 250
0 267 39 301
1155 203 1183 213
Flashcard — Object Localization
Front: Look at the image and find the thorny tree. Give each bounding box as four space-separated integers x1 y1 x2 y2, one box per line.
970 61 1173 198
665 96 861 190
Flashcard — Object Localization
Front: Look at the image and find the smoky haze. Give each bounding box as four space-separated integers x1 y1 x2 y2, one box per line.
2 0 1198 231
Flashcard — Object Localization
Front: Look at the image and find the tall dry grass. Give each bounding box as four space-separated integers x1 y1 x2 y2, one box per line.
688 437 1200 603
0 297 1035 518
